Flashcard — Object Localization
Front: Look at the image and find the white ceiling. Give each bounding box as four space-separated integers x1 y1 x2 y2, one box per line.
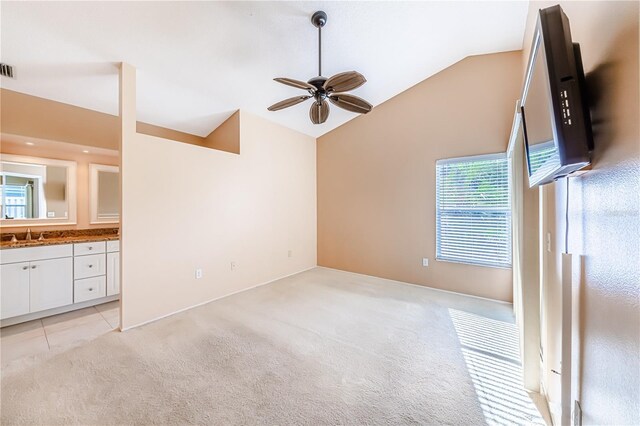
0 1 529 138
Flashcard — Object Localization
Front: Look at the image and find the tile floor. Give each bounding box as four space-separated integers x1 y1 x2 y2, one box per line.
1 301 119 366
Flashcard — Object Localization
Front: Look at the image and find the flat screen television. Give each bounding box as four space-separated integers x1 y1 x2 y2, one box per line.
521 5 593 187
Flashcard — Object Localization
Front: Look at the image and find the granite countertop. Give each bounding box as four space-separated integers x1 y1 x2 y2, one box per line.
0 229 119 250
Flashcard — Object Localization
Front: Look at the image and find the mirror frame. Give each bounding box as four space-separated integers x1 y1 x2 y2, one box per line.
89 163 120 224
0 154 77 228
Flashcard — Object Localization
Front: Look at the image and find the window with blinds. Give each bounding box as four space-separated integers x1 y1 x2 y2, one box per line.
436 153 512 268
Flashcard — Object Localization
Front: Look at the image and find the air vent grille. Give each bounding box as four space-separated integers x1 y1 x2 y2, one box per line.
0 63 15 78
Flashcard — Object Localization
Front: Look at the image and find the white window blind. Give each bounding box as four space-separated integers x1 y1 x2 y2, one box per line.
436 153 512 268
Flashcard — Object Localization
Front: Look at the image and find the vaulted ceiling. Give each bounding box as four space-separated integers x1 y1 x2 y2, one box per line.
1 1 528 138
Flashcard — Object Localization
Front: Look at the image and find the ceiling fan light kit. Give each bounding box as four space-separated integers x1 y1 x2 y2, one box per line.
268 10 373 124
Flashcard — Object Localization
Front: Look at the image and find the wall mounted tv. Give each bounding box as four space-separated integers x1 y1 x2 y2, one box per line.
521 5 594 187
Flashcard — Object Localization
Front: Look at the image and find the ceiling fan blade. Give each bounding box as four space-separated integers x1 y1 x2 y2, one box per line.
309 99 329 124
274 77 316 91
323 71 367 92
328 93 373 114
268 95 311 111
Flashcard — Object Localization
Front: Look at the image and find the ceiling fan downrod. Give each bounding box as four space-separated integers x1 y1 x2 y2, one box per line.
311 11 327 77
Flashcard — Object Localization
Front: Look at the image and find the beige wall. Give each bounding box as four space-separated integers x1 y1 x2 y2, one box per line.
203 111 240 154
317 51 521 302
136 121 204 147
120 64 316 329
1 88 235 152
522 2 639 425
0 140 119 232
1 89 120 150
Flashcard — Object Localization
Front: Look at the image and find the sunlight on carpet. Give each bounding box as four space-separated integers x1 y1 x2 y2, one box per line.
449 308 545 426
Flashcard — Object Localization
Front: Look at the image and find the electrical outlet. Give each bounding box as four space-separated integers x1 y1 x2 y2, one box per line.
547 232 552 252
288 250 293 258
195 268 203 279
230 261 236 271
422 258 429 267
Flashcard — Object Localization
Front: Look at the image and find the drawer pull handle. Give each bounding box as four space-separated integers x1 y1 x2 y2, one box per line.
88 247 93 250
22 266 28 270
89 288 94 291
88 264 93 268
31 265 37 269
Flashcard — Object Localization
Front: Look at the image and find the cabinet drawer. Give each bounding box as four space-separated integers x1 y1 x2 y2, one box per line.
1 244 73 265
106 240 120 253
74 254 106 279
74 241 106 256
74 276 106 303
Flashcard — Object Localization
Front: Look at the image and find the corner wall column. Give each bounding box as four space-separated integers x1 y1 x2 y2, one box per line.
118 62 136 330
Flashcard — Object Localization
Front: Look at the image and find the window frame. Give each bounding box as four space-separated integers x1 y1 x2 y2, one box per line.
1 179 30 219
435 152 512 269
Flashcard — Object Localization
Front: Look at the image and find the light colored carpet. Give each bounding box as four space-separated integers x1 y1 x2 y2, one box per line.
1 267 542 425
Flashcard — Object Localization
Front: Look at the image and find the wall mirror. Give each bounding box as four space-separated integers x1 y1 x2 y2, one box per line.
90 164 119 224
0 154 77 226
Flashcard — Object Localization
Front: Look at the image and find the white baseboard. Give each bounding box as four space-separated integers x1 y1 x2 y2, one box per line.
120 266 316 332
122 264 511 332
316 266 512 305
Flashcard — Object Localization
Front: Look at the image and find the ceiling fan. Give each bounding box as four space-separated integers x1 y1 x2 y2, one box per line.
268 11 373 125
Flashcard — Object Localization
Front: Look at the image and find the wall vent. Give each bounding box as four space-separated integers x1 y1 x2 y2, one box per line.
0 63 15 78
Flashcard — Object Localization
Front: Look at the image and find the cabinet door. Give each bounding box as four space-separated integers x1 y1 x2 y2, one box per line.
106 240 120 253
30 257 73 312
106 252 120 296
0 262 30 319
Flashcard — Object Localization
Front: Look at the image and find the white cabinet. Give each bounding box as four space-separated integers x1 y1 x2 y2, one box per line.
1 240 118 323
0 262 30 320
30 258 73 312
74 276 106 303
74 241 106 256
1 244 72 264
74 254 106 279
105 239 120 296
106 252 120 296
106 240 120 253
0 255 73 319
73 242 108 303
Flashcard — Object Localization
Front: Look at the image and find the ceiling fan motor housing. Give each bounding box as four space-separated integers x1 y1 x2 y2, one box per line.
308 76 328 101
